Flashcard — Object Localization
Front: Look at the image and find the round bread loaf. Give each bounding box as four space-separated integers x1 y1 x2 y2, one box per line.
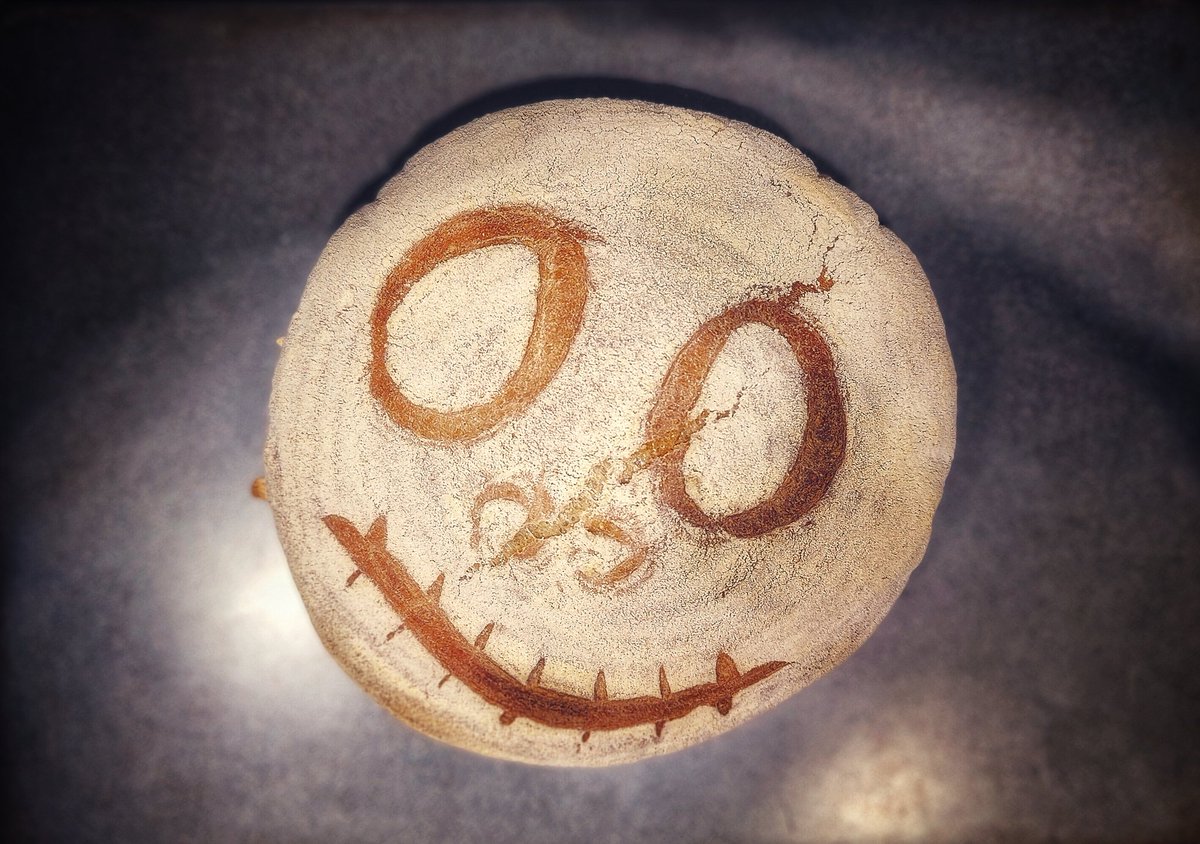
264 98 956 765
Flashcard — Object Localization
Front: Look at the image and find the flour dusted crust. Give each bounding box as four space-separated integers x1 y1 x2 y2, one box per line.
264 99 956 766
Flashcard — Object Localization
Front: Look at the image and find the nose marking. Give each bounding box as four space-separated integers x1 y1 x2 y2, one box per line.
469 479 553 561
575 515 650 591
471 397 740 584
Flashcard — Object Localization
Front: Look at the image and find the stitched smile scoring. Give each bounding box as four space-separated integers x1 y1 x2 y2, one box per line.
324 513 790 741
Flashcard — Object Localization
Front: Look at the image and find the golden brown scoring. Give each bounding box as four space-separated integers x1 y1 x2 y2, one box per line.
324 513 788 736
469 479 554 561
646 298 847 538
369 205 595 442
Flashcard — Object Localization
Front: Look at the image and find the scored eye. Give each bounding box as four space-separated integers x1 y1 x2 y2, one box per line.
368 205 594 443
680 322 810 518
383 244 537 413
646 298 847 538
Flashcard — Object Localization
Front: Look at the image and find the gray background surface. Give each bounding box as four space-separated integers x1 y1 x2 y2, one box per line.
3 3 1198 842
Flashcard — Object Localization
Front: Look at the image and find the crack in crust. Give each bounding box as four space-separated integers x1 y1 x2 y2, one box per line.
324 514 789 736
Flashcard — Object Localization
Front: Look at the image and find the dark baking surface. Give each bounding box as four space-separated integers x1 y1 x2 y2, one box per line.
3 3 1198 841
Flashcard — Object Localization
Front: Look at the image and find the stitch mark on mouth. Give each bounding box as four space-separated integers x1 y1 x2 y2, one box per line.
324 513 789 737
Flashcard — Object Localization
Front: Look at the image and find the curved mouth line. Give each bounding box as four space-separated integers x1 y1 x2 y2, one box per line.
323 513 790 740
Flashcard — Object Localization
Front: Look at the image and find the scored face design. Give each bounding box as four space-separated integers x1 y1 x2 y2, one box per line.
323 204 845 739
266 100 956 765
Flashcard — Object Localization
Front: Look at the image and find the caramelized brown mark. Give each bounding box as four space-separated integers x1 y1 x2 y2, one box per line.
527 658 547 688
481 392 741 580
817 266 834 292
779 265 835 307
575 515 649 589
482 404 736 580
323 514 789 733
470 480 553 561
618 411 713 485
369 205 595 443
646 298 847 538
250 477 268 500
427 572 445 602
498 461 610 561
